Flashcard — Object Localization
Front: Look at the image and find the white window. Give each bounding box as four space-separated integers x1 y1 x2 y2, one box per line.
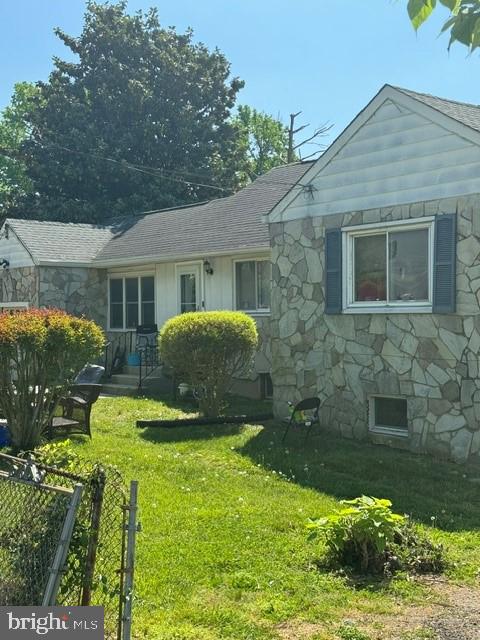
343 218 434 313
235 260 271 312
369 395 408 437
109 275 155 330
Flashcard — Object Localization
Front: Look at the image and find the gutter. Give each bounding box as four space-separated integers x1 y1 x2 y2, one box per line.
91 245 271 268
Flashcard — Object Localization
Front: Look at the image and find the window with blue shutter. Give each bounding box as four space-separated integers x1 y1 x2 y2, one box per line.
325 228 342 314
433 213 456 314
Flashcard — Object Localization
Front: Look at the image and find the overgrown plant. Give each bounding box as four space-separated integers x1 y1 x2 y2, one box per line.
308 496 444 575
308 496 406 573
160 311 258 417
0 308 104 450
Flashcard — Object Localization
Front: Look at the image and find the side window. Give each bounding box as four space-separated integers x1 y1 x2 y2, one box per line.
235 260 271 312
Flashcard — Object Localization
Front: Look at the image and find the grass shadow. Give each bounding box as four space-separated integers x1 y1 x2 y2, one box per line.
239 421 480 532
134 393 272 444
138 421 247 444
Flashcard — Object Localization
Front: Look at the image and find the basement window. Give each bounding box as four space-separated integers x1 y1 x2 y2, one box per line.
369 396 408 437
260 373 273 399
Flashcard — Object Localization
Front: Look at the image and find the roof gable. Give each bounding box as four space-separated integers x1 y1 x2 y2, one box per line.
268 85 480 222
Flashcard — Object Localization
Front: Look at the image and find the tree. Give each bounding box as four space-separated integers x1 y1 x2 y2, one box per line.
0 308 105 450
0 83 39 214
233 106 332 182
11 1 244 223
233 106 292 180
407 0 480 51
286 111 332 163
160 311 258 417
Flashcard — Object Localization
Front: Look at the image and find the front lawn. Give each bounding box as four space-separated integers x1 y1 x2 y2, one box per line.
73 396 480 640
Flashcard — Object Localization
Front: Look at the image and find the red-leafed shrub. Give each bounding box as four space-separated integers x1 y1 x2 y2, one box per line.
0 308 105 450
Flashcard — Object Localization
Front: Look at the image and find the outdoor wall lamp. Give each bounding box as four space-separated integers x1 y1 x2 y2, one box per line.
203 259 214 275
0 259 9 270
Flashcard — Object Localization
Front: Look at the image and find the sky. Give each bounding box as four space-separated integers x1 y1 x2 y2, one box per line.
1 0 479 151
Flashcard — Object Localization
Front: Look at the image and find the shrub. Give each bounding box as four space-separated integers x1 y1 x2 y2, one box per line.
0 308 105 451
386 521 445 575
308 496 406 573
160 311 258 417
308 496 445 576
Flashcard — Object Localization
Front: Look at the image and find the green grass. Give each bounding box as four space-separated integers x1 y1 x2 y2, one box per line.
71 396 480 639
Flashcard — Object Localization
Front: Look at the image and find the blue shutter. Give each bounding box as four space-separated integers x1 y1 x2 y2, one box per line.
325 228 342 314
433 214 456 314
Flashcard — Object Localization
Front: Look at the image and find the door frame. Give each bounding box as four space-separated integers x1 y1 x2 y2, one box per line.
175 261 204 314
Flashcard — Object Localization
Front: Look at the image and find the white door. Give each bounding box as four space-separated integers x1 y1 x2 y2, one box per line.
177 264 202 313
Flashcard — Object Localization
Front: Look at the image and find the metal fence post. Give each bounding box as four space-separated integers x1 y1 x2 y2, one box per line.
42 483 84 606
81 468 106 606
121 481 139 640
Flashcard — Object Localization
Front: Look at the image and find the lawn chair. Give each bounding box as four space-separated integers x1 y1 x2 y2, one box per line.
282 397 321 443
136 324 158 367
47 365 105 439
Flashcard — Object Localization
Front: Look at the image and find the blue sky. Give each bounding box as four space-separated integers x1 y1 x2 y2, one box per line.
1 0 478 149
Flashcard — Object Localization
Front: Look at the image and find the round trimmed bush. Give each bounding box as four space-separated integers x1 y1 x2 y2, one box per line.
160 311 258 417
0 308 105 450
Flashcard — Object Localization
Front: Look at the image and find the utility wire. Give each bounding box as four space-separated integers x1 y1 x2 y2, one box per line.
0 142 315 194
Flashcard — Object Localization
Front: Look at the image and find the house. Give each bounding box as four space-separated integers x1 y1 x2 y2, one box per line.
265 85 480 463
0 162 310 396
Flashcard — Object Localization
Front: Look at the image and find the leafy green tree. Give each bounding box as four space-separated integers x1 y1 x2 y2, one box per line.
233 105 291 180
0 83 39 214
13 1 245 223
407 0 480 51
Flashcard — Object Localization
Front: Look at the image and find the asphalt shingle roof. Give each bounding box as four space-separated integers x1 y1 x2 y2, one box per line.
394 86 480 133
94 162 312 263
5 218 114 264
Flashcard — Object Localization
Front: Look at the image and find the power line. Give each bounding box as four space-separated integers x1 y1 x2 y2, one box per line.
0 143 315 195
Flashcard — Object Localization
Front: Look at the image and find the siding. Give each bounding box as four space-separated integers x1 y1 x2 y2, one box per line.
281 98 480 220
108 252 270 330
0 230 34 268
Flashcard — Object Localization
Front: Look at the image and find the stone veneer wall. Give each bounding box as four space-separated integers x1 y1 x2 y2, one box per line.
38 266 108 328
0 266 39 306
269 195 480 463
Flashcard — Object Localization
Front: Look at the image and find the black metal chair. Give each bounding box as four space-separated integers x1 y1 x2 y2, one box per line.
282 397 321 443
136 324 158 366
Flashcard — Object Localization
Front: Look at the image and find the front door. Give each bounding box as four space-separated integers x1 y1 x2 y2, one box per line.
177 264 202 313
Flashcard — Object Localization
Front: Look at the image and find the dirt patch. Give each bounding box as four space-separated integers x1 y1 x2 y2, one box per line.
424 579 480 640
275 577 480 640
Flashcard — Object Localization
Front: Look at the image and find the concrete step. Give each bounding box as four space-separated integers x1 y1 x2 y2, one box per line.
102 383 138 397
110 373 139 385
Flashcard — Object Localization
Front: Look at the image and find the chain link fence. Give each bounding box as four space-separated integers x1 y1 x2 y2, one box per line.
0 470 78 606
0 452 131 640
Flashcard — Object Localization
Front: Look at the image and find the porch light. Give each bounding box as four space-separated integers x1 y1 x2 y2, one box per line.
203 259 214 275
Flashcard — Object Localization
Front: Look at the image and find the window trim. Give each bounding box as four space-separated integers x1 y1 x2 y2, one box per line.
107 273 155 331
368 394 409 438
342 217 434 314
0 301 29 310
175 261 203 314
233 257 271 315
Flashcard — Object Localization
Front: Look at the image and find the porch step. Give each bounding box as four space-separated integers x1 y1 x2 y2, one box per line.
110 373 140 385
102 383 138 397
103 368 174 397
123 365 143 376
